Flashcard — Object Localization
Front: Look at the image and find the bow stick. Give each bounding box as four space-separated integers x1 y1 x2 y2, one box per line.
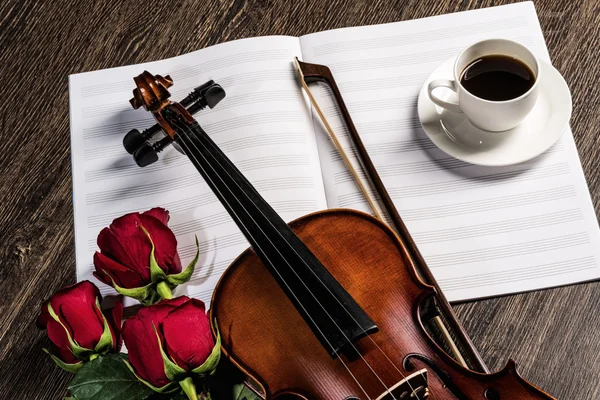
294 57 488 373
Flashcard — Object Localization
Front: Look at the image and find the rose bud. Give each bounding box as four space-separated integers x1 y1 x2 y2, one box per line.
93 207 198 305
122 296 220 399
37 280 123 372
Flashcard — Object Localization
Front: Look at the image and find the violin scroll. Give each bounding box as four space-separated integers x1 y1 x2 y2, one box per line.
123 71 226 166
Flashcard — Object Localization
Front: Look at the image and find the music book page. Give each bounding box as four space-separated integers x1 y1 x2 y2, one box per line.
300 1 600 301
69 36 327 305
70 2 600 305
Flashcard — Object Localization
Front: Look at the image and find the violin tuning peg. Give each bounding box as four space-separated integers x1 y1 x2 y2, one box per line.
133 142 159 167
156 74 173 89
123 129 145 154
130 88 143 109
204 84 226 109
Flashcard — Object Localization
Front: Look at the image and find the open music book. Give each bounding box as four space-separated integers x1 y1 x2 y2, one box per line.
69 1 600 304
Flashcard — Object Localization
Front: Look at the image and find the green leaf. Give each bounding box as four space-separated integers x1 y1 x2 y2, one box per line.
68 354 154 400
190 331 221 376
232 383 262 400
166 236 199 286
43 348 83 373
93 298 114 354
147 391 187 400
140 226 167 283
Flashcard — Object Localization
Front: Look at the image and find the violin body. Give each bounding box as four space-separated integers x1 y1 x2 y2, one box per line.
211 209 552 399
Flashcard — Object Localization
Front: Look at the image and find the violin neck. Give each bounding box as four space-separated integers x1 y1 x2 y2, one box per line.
174 123 377 357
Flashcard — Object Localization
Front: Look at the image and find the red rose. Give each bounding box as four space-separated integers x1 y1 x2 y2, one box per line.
37 281 123 372
122 296 219 394
93 208 197 305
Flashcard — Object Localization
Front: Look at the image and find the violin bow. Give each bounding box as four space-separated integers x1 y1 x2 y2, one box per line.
294 57 488 373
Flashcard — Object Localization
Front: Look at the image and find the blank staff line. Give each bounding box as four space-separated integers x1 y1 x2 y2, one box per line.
86 175 314 205
217 70 294 88
169 71 296 99
312 17 528 56
339 73 431 93
81 104 134 119
337 190 382 207
202 112 304 134
401 186 577 221
179 232 247 259
81 49 291 97
84 132 308 160
322 96 418 117
427 232 590 268
333 157 468 184
82 117 154 138
327 118 422 138
87 192 218 227
447 264 596 291
189 259 233 281
413 209 583 244
199 90 300 112
441 261 596 291
387 163 570 198
329 47 463 73
329 139 437 162
173 50 292 81
82 111 304 140
329 134 564 162
439 256 596 289
335 164 570 205
84 154 310 182
327 36 533 74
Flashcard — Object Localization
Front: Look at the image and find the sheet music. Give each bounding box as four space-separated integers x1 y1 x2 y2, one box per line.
69 36 327 306
299 2 600 301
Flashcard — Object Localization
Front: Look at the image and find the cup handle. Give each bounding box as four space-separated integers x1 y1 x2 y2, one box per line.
427 79 462 113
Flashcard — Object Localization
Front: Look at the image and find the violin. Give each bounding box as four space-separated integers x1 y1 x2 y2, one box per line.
125 70 555 399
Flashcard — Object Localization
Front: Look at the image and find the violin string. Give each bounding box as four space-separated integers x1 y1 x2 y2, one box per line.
174 121 420 400
171 119 422 399
295 70 412 384
174 125 374 400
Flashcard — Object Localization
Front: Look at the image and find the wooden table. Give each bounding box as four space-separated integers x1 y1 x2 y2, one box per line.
0 0 598 398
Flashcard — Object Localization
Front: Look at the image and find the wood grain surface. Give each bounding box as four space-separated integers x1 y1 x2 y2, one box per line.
0 0 598 398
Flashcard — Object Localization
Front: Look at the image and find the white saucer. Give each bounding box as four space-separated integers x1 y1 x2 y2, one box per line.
417 57 572 166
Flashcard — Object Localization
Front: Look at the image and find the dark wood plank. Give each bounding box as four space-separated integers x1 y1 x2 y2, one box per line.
0 0 598 398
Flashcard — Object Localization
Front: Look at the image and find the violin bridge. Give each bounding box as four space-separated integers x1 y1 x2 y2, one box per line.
375 369 429 400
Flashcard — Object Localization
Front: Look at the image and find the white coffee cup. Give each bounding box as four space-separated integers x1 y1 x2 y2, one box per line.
427 39 540 132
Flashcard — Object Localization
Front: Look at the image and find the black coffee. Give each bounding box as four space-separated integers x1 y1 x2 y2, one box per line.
459 55 535 101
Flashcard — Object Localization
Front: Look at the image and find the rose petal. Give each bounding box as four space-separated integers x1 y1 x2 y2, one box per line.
122 297 190 388
138 214 182 275
94 252 145 289
104 301 124 351
50 281 105 350
97 221 151 281
142 208 170 226
37 300 52 329
135 296 190 322
47 319 79 364
122 317 171 388
162 299 213 370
